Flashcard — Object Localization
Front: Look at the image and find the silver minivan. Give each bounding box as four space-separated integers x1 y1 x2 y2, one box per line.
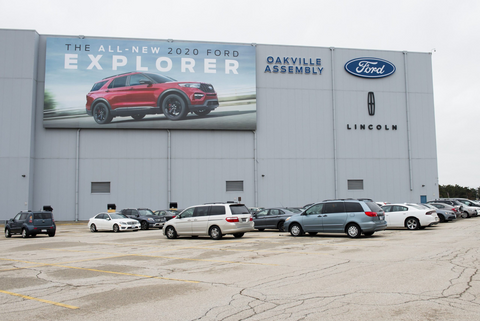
163 203 254 240
284 199 387 238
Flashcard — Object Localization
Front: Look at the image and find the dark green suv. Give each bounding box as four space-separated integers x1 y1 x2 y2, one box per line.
5 211 56 238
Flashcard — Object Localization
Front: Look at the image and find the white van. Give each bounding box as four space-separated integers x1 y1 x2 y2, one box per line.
163 203 254 240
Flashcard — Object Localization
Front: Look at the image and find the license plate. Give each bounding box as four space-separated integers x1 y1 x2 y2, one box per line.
41 229 47 232
242 218 246 222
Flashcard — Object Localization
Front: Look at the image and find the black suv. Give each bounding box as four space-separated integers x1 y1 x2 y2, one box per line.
5 211 56 238
119 208 164 230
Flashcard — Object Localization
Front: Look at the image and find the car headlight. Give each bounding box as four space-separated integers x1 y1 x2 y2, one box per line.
147 218 154 222
285 217 291 222
179 83 201 89
120 221 126 225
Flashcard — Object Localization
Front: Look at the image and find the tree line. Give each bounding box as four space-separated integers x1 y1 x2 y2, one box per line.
439 185 480 200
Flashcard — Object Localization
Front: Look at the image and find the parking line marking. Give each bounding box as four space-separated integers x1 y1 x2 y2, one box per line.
0 289 79 309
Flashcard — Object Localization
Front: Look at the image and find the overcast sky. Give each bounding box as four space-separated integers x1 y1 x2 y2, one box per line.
1 0 479 188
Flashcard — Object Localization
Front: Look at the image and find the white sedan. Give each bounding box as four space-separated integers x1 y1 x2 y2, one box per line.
381 204 439 230
88 212 141 232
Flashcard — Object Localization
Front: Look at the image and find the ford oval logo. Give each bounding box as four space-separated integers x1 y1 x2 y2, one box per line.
345 57 396 79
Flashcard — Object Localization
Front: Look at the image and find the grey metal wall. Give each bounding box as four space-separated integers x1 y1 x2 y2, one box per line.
0 29 438 221
0 29 39 217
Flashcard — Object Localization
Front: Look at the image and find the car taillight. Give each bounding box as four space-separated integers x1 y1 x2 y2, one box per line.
28 215 33 223
426 211 434 215
364 211 377 217
172 215 176 219
249 216 253 221
225 217 239 223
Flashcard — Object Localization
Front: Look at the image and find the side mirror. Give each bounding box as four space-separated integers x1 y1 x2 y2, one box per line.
139 80 153 85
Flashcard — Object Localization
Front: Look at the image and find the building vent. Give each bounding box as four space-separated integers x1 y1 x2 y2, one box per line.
91 182 111 194
348 179 364 190
226 181 244 192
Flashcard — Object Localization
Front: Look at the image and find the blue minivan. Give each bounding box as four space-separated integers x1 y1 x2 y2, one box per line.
284 199 387 238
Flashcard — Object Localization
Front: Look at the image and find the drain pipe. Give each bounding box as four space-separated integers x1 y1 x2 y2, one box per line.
75 129 81 221
167 129 171 207
330 48 338 198
403 52 413 191
253 131 258 207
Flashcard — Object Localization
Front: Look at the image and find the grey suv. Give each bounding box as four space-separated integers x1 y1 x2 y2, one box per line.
119 208 164 229
5 210 56 238
283 199 387 238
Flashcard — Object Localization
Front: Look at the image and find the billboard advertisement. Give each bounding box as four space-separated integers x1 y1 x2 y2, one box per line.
44 37 256 130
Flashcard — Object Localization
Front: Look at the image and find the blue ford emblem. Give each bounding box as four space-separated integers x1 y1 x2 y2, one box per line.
345 57 396 78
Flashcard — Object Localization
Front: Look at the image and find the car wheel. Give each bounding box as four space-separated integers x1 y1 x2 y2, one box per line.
5 228 12 238
113 224 119 233
48 232 55 237
162 94 188 120
209 226 222 240
364 232 374 237
346 223 361 238
194 109 211 117
438 214 445 223
461 212 468 218
289 223 304 237
257 228 265 232
131 114 145 120
464 211 470 218
233 232 244 238
90 224 97 232
165 226 177 239
22 229 28 238
141 221 149 230
93 102 113 124
277 221 285 232
405 217 420 230
308 232 318 236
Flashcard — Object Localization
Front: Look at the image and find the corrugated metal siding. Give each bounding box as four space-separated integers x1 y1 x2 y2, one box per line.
0 30 439 220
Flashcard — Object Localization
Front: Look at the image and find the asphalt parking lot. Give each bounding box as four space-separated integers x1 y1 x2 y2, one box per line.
1 218 480 321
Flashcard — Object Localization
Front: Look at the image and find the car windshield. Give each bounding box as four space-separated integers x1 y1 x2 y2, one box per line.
138 209 154 216
408 204 425 210
230 204 250 214
110 214 128 219
365 201 382 212
145 73 176 83
286 207 302 213
33 213 52 219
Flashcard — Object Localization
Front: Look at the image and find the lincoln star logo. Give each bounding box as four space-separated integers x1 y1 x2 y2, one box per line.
345 57 396 78
368 92 375 116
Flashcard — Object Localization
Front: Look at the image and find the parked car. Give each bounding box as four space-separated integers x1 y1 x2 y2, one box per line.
88 212 141 232
119 208 164 229
248 207 265 215
5 210 56 238
153 210 177 222
428 199 477 218
427 202 462 218
422 203 456 222
252 208 300 232
454 198 480 216
86 71 219 124
381 204 439 230
163 203 254 240
284 199 387 238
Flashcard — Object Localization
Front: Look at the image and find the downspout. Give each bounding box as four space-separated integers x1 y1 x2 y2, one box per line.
167 129 171 207
75 129 80 221
330 48 338 198
253 131 258 207
403 52 413 191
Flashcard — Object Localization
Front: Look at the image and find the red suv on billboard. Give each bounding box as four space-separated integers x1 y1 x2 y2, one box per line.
86 72 219 124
